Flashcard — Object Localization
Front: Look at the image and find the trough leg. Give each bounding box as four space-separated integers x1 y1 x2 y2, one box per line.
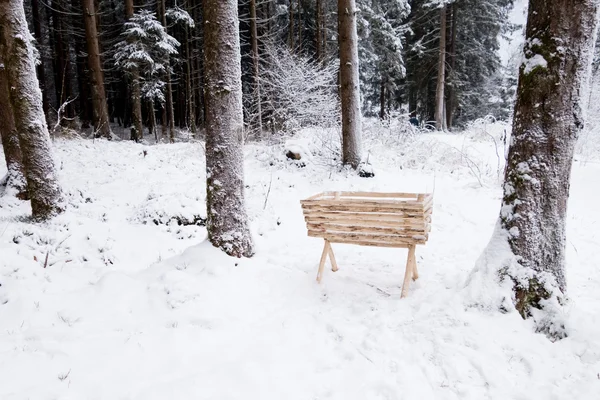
316 239 330 283
412 251 419 281
327 241 339 272
401 245 416 298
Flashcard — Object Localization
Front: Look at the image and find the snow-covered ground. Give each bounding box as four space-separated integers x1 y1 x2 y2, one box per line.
1 122 599 399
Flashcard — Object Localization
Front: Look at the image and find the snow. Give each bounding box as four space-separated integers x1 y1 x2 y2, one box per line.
1 124 600 399
523 53 548 74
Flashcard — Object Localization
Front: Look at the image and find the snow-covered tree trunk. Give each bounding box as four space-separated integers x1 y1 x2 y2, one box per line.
0 0 64 219
203 0 254 258
434 4 447 131
469 0 600 336
82 0 111 139
338 0 362 168
125 0 143 142
0 59 27 198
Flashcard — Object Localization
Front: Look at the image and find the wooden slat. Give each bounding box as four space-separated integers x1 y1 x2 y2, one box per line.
301 198 425 211
306 216 427 229
308 231 427 245
302 204 425 215
303 210 424 221
307 223 426 236
324 191 423 199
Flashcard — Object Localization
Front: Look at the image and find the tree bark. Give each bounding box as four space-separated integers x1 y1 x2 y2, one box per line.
81 0 111 138
30 0 51 124
186 26 197 135
289 0 294 49
446 4 456 129
338 0 362 168
125 0 143 141
203 0 254 257
379 75 386 120
316 0 322 62
159 0 175 142
250 0 263 136
0 59 27 198
471 0 599 335
0 0 64 219
434 5 446 131
52 0 74 125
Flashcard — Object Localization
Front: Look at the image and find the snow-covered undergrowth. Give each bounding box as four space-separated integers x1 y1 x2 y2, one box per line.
1 123 599 399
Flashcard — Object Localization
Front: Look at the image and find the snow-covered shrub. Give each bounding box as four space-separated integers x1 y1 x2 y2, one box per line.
245 42 340 137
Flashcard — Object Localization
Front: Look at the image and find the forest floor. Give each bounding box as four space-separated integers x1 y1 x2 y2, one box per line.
1 121 599 399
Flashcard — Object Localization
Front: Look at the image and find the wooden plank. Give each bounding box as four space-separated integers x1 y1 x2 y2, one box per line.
302 204 426 215
327 242 339 272
327 191 424 199
303 210 425 221
307 223 427 236
301 198 426 211
304 216 428 230
308 231 427 245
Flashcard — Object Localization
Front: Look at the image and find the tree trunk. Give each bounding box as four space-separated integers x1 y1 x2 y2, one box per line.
379 75 386 120
81 0 111 138
186 26 197 135
446 4 456 129
470 0 599 336
434 5 446 131
289 0 294 49
250 0 262 136
159 0 175 142
148 99 157 143
30 0 51 124
0 0 64 219
316 0 322 62
297 0 302 52
0 60 27 198
338 0 362 168
52 0 74 125
203 0 254 257
125 0 143 141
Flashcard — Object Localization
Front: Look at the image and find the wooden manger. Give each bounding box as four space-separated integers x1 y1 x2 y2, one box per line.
300 191 433 297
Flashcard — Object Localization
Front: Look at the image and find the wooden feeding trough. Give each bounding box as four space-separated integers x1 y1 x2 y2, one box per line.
300 191 433 298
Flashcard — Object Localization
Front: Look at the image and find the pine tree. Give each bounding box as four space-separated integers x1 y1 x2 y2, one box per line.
0 0 64 219
114 9 179 142
469 0 599 337
203 0 254 257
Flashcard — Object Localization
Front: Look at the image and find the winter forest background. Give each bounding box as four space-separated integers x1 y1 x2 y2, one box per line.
14 0 518 138
2 0 600 398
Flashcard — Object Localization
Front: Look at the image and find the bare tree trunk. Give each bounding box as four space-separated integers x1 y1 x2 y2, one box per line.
0 61 27 198
52 0 74 125
338 0 362 168
203 0 254 257
316 0 322 62
379 75 386 120
81 0 111 138
148 99 157 143
186 26 197 135
446 4 456 129
297 0 302 51
159 0 175 142
434 5 446 131
0 0 64 219
469 0 599 337
250 0 262 136
125 0 143 141
289 0 294 49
